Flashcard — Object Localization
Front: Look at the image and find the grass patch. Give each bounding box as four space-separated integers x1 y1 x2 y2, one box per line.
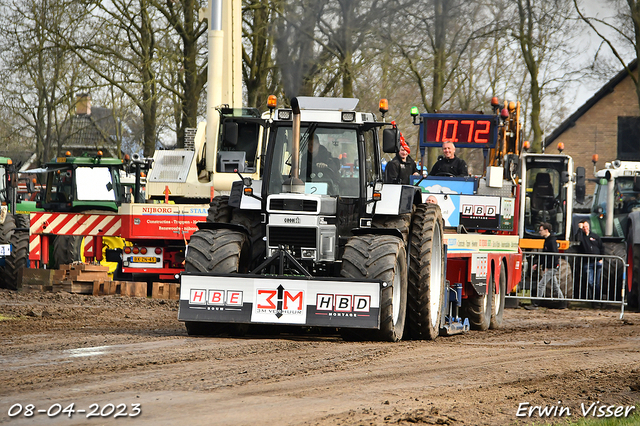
0 314 18 321
569 407 640 425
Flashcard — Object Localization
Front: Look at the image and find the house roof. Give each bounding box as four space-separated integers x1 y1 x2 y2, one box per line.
58 106 120 158
545 59 638 147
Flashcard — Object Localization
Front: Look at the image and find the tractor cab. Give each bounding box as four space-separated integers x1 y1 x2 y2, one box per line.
519 154 575 247
36 152 125 213
254 97 392 265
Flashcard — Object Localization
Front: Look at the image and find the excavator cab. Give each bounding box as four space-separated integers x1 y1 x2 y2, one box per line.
216 107 263 174
519 154 575 249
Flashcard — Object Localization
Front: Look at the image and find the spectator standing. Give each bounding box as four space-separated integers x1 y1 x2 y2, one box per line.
533 222 563 299
385 133 419 184
575 220 605 300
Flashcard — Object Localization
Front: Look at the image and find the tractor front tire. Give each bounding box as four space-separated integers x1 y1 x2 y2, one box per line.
207 196 232 223
184 228 249 336
341 234 408 342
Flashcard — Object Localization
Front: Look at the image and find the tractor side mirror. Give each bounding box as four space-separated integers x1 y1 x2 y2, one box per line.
561 171 570 184
223 121 239 147
634 175 640 192
382 128 399 153
575 167 586 204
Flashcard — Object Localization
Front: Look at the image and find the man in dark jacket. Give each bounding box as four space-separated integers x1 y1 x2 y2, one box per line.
304 134 340 180
385 133 419 184
430 142 468 177
575 220 605 300
533 222 563 298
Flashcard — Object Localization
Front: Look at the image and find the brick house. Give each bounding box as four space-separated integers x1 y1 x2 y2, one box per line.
545 60 639 192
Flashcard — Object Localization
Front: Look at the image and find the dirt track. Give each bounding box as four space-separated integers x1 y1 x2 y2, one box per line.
1 289 639 425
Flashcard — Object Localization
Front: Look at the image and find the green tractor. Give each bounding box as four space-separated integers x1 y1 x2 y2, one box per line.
33 151 133 268
0 157 40 290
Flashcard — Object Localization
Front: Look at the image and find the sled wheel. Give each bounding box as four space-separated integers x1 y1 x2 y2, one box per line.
463 279 493 331
489 262 506 329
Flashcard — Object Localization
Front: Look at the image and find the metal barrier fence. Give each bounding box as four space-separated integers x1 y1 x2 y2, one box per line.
508 252 627 318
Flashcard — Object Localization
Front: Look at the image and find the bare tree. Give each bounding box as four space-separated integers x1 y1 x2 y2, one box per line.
153 0 207 148
243 0 281 108
391 0 494 166
514 0 584 152
574 0 640 115
51 0 165 157
0 0 89 165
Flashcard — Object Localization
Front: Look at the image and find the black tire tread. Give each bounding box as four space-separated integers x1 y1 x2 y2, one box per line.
407 204 445 340
341 234 407 342
372 213 411 243
232 210 264 266
185 228 248 274
52 235 83 268
463 278 492 331
0 213 17 289
207 196 232 223
3 214 30 290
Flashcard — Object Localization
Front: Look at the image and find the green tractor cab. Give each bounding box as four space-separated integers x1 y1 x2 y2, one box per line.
35 152 125 213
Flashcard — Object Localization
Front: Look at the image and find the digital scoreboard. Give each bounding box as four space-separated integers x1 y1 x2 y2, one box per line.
419 113 499 149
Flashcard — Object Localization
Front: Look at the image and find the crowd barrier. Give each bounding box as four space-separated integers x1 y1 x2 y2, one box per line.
508 252 627 318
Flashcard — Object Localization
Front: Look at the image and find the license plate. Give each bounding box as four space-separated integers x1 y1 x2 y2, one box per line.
131 256 157 263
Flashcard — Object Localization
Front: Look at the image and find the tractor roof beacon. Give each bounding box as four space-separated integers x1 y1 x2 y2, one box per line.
179 97 450 342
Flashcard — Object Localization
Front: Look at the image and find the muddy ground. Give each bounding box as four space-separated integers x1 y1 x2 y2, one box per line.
0 289 639 425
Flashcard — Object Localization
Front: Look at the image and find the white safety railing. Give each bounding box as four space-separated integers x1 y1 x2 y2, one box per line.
508 252 627 319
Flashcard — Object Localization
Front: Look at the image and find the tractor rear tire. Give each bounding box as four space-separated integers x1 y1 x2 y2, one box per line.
232 210 264 268
207 196 232 223
3 215 30 290
184 228 250 336
52 235 83 268
0 212 17 245
372 213 412 243
489 262 506 329
0 213 16 288
0 213 20 289
206 196 263 268
340 234 407 342
407 204 446 340
463 278 493 331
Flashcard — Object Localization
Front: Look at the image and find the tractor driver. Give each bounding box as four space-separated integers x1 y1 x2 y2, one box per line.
430 141 468 177
305 134 340 179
